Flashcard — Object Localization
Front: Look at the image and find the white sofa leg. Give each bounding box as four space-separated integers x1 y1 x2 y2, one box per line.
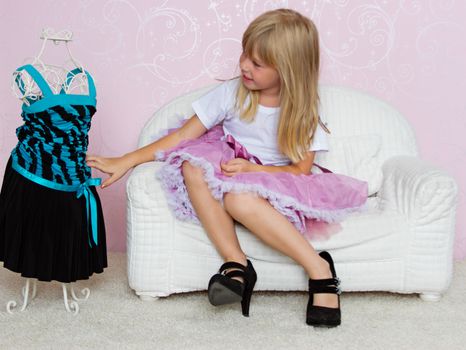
419 293 441 302
139 295 160 302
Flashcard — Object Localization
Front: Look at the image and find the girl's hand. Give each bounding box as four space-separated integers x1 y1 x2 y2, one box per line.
220 158 257 176
86 154 134 188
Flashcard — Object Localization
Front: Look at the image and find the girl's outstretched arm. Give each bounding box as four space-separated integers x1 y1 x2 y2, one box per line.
86 115 207 188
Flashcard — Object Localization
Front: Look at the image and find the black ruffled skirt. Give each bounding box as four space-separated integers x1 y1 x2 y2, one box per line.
0 157 107 283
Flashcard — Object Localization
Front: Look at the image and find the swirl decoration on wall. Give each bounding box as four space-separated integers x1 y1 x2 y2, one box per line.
319 4 395 69
242 0 289 23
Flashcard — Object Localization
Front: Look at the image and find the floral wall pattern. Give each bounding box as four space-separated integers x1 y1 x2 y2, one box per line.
1 0 465 258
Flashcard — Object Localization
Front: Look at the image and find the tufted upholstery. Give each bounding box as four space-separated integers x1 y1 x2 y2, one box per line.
127 85 458 301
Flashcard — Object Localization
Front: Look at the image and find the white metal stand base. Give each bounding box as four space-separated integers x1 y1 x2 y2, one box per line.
62 283 90 315
6 278 37 313
6 278 90 315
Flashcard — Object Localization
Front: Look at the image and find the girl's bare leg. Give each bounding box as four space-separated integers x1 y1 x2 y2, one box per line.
182 162 247 266
223 192 338 308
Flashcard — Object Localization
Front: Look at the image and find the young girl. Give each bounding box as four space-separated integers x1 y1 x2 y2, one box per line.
87 9 367 327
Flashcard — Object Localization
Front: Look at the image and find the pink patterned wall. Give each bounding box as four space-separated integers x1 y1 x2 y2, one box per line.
1 0 465 258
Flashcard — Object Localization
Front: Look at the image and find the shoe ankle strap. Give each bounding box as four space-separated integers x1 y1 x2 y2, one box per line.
308 278 341 295
219 261 247 273
223 270 246 279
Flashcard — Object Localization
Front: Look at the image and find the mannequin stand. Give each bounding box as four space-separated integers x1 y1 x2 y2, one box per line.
6 278 90 315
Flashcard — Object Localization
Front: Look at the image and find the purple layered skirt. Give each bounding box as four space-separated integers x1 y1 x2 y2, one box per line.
155 125 368 239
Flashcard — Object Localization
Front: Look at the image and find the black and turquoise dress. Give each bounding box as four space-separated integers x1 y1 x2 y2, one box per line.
0 64 107 282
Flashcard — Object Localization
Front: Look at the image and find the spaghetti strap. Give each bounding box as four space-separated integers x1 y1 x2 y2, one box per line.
16 64 54 97
85 71 96 98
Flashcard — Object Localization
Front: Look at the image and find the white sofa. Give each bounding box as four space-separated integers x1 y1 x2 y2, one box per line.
126 84 458 302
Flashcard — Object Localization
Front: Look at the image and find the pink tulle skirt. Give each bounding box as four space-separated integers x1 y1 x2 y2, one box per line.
155 125 368 239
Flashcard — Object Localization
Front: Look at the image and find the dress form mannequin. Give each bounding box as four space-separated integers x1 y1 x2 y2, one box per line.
5 28 94 316
11 28 90 105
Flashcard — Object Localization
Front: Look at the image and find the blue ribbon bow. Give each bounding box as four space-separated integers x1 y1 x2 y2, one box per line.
76 178 102 246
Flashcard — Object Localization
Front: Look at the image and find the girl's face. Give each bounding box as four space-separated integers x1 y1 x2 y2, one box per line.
239 52 280 96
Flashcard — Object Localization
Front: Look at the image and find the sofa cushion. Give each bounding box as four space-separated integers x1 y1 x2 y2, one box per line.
173 199 407 264
314 134 383 195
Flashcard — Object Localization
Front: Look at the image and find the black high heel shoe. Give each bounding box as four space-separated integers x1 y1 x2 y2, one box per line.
208 260 257 317
306 251 341 327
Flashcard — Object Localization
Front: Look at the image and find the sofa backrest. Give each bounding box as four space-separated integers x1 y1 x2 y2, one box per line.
315 85 417 195
139 84 418 196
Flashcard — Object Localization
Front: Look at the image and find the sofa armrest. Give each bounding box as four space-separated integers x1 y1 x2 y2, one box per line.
379 155 458 292
379 156 458 221
126 161 174 297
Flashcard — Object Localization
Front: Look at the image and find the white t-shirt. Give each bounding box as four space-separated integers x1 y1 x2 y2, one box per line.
192 78 329 166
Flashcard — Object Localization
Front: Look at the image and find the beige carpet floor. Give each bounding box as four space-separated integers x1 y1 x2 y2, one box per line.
1 253 465 350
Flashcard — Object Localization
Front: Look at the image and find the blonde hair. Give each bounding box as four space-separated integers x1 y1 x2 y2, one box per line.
236 8 320 163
